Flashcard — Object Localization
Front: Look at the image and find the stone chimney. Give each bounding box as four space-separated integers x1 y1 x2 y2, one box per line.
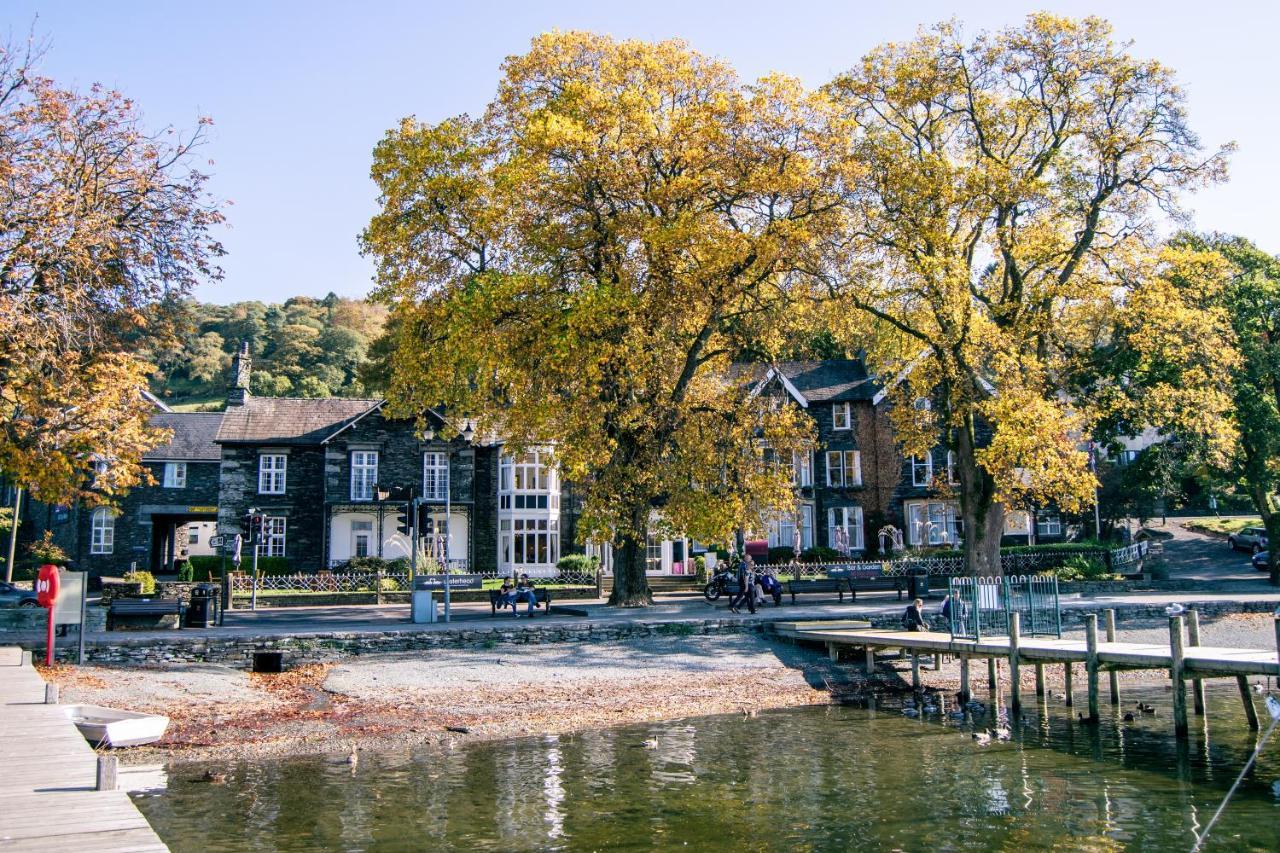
227 341 252 407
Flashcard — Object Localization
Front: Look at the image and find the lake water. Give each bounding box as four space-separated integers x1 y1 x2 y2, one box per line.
133 684 1279 851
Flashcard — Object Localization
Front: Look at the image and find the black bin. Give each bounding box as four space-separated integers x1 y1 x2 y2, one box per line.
907 568 930 599
186 584 217 628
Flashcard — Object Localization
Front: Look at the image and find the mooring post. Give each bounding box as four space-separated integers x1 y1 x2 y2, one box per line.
43 683 58 705
933 651 942 671
911 651 921 690
1035 663 1045 698
1236 675 1260 730
1063 662 1074 707
1008 612 1022 714
827 642 839 663
1105 609 1120 705
865 645 875 673
1187 610 1205 716
1169 614 1188 739
988 657 998 691
1085 614 1099 724
959 656 971 703
96 755 117 791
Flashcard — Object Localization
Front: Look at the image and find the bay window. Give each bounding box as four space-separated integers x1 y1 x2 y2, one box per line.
828 506 864 551
905 501 962 547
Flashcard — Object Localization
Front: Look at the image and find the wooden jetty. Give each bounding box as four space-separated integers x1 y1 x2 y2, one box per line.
776 610 1280 739
0 646 169 852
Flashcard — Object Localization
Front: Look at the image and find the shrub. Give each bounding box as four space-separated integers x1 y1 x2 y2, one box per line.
556 553 599 574
1049 555 1118 582
188 555 223 580
175 560 194 582
801 546 840 564
767 546 794 564
123 569 156 594
694 554 707 584
27 531 68 565
378 577 403 592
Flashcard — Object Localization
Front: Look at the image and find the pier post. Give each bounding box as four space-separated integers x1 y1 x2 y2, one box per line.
1169 615 1188 739
96 755 117 791
911 651 921 690
827 642 839 662
1105 609 1120 705
1009 612 1022 714
1187 610 1205 716
1237 675 1260 730
865 645 875 673
959 656 971 703
988 657 998 691
1063 663 1074 706
1035 663 1045 699
1085 614 1099 724
43 683 58 704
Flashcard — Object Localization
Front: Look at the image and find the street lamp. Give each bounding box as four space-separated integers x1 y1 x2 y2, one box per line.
419 417 475 622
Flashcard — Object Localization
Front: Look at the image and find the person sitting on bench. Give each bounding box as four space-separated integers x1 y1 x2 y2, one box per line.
513 573 539 617
497 578 517 612
902 598 927 632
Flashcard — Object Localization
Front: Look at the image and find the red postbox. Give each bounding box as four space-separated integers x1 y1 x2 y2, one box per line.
35 564 59 665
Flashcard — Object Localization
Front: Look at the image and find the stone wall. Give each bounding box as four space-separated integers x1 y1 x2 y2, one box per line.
0 606 107 633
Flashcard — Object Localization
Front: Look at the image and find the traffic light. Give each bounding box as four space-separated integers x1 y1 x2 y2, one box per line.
392 502 412 537
241 511 264 542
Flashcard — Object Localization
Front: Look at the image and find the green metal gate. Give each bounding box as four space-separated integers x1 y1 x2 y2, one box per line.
947 575 1060 641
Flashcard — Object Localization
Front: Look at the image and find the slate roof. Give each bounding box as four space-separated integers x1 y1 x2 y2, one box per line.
758 360 880 403
215 397 383 445
144 413 225 461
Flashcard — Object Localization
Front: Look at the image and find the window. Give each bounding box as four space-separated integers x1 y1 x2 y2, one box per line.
793 451 813 488
828 506 865 551
832 403 851 431
350 451 378 501
905 501 962 546
912 454 934 487
423 452 449 501
163 462 187 489
90 509 115 554
1036 512 1062 538
947 451 958 485
263 517 286 557
1118 449 1139 465
188 527 200 545
259 454 287 494
772 505 814 551
499 451 559 510
499 517 560 568
646 534 664 573
352 520 373 558
825 450 862 487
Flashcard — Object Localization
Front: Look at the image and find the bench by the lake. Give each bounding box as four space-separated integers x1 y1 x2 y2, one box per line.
489 587 553 616
108 597 187 630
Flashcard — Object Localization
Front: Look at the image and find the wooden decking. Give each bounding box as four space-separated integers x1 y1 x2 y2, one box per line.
0 647 168 852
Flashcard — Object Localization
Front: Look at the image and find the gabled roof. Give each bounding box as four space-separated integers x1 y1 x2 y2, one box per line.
215 397 383 445
145 413 224 461
751 360 880 406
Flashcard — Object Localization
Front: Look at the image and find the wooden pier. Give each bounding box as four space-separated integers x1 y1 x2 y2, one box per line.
0 646 168 852
776 611 1280 739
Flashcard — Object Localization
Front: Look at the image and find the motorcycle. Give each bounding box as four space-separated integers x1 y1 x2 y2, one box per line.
703 566 737 602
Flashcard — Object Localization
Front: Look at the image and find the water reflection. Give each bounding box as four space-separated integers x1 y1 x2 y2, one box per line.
134 684 1280 852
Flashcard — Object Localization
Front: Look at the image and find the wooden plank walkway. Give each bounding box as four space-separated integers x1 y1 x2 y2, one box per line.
0 647 168 852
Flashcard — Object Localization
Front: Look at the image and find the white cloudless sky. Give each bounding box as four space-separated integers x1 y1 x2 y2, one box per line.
6 1 1277 303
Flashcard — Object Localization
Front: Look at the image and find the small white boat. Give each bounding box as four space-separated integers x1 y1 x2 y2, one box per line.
63 704 169 748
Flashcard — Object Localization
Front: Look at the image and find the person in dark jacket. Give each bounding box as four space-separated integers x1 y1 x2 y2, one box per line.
903 598 927 632
728 555 756 614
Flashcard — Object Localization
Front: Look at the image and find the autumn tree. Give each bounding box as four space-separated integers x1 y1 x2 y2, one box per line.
0 38 223 515
823 14 1230 574
363 32 842 605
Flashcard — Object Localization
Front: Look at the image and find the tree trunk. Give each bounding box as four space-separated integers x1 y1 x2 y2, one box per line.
608 504 653 606
955 418 1004 577
1248 487 1280 588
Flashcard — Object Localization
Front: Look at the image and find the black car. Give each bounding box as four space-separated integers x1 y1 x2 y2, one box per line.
0 581 39 608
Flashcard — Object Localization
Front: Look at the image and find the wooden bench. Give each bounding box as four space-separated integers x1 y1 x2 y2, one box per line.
846 575 907 601
489 587 553 616
108 597 187 630
785 578 851 604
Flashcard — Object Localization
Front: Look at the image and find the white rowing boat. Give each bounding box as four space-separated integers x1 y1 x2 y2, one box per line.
63 704 169 748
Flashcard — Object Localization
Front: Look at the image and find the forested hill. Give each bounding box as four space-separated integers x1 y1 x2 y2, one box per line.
150 294 389 410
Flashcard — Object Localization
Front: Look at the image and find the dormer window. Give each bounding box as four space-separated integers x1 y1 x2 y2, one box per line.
832 403 851 430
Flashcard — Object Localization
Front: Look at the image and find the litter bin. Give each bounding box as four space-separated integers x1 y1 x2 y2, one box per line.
907 567 930 599
186 583 218 628
411 578 438 624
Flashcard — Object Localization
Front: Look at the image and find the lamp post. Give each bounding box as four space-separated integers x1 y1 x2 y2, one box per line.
421 418 475 622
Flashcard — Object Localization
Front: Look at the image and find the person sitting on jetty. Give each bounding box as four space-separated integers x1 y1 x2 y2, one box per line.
513 573 539 617
902 598 927 632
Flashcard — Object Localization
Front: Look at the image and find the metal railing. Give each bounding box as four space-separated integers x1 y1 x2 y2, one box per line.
229 566 601 595
947 574 1060 641
1107 540 1149 572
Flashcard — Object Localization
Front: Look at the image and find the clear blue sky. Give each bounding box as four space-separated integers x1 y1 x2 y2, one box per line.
7 1 1276 304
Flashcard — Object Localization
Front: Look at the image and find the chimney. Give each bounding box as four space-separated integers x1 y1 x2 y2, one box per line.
227 341 252 407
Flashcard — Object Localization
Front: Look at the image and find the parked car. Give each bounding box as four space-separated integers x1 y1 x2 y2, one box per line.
0 581 39 608
1227 526 1269 553
1251 550 1273 572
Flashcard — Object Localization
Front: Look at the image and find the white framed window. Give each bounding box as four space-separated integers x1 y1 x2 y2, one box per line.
188 527 200 545
793 451 813 488
911 454 934 487
828 506 865 551
423 452 449 501
163 462 187 489
1036 512 1062 537
263 517 286 557
646 534 664 573
771 505 814 552
832 402 851 431
499 451 559 510
499 517 559 568
947 450 958 485
905 501 962 546
825 450 862 487
350 450 378 501
90 508 115 554
352 520 373 558
259 454 287 494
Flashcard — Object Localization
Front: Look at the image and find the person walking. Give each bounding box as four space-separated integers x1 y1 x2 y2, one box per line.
728 555 756 614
